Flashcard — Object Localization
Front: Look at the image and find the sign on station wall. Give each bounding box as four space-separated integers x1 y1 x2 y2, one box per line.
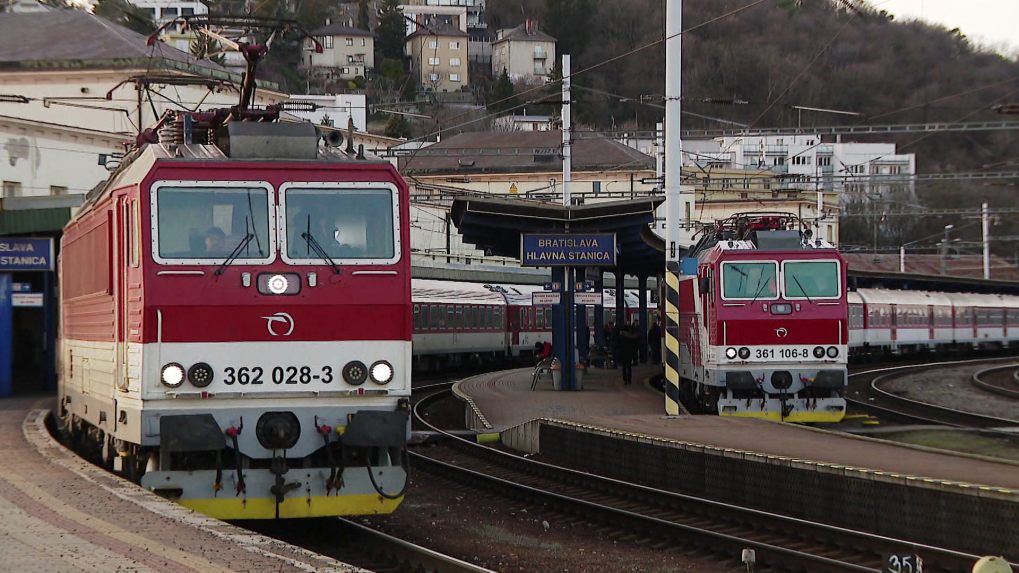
521 233 616 267
0 238 54 272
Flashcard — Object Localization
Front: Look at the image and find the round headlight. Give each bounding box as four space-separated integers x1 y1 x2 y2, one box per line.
161 363 186 388
343 361 368 385
826 346 839 358
813 346 826 359
267 274 289 295
370 360 394 384
738 347 751 359
725 347 737 359
188 362 214 387
266 275 291 293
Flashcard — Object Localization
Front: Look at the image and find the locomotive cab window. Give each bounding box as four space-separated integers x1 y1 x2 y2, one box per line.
281 182 400 265
151 182 274 264
782 260 840 300
721 261 778 300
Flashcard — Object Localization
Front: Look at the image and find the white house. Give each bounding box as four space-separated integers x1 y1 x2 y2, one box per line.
491 20 556 84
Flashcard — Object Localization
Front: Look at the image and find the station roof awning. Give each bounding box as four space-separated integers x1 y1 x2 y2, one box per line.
450 196 666 277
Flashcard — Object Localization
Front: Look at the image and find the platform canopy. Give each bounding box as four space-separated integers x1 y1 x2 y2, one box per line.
450 196 666 277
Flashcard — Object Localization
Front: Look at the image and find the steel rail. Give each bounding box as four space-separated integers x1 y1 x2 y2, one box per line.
971 364 1019 400
411 390 1001 573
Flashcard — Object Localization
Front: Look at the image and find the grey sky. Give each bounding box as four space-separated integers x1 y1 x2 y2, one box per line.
874 1 1019 52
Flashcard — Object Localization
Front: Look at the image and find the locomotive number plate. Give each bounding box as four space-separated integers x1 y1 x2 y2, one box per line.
222 365 335 386
755 347 811 359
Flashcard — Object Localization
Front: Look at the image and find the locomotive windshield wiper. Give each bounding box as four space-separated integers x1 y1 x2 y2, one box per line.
791 275 813 304
214 233 254 276
301 232 342 275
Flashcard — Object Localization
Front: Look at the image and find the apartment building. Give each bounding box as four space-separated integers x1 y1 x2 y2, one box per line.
491 20 555 84
406 22 468 92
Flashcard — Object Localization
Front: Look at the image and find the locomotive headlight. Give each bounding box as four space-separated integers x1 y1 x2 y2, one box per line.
267 274 289 295
370 360 394 384
826 346 839 358
161 363 186 388
725 347 738 359
813 346 826 359
187 362 214 387
738 347 751 359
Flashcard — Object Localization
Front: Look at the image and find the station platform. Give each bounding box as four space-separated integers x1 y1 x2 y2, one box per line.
454 365 1019 492
0 396 362 573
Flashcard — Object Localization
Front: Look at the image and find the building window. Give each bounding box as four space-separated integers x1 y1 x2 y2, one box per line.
322 36 333 49
340 67 349 74
450 73 460 81
534 65 544 74
817 156 831 166
428 57 440 65
592 181 601 193
361 38 366 46
429 40 437 49
429 73 439 81
181 7 194 15
345 38 353 46
50 185 68 195
450 57 460 66
449 41 460 49
2 181 22 197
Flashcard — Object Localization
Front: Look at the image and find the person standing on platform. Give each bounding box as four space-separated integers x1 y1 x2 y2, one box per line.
617 324 638 385
647 320 662 364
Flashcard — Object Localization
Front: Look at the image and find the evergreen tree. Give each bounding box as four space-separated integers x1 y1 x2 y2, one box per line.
383 113 412 138
93 0 155 35
376 0 406 61
489 68 518 113
358 0 371 31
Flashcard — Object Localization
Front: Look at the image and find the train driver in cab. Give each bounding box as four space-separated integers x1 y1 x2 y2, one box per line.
204 226 229 256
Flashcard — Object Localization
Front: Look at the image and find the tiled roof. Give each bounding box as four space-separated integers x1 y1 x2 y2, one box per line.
493 23 556 44
400 130 654 174
406 22 468 40
0 11 227 74
309 23 372 37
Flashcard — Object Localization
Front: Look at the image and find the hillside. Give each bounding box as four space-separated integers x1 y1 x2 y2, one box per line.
486 0 1019 254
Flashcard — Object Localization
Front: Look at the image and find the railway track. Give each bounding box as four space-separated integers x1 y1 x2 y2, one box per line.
971 364 1019 400
247 517 497 573
847 358 1019 430
412 388 1001 573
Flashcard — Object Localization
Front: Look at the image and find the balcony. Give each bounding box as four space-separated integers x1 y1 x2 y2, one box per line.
816 144 834 154
770 164 788 173
743 145 761 155
533 48 547 59
765 145 788 154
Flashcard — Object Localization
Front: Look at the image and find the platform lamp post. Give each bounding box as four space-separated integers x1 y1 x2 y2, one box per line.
663 0 683 415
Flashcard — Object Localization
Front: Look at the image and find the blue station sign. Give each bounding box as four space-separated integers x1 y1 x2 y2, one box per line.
0 238 54 271
521 233 616 267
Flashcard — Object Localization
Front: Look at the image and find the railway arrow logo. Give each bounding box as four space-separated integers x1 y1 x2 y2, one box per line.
775 327 788 338
263 312 295 336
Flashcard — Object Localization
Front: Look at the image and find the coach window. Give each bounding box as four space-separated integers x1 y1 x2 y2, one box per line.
152 182 274 264
431 305 439 329
281 183 398 265
721 261 778 300
544 308 552 327
487 307 494 329
536 307 544 329
456 306 463 328
421 305 430 330
447 306 455 328
783 260 839 300
438 305 446 328
413 304 420 329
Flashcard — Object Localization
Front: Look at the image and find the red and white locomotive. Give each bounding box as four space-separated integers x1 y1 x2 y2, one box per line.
59 109 412 519
677 214 848 422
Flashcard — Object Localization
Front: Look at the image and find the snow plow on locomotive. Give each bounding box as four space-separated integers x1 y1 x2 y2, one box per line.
58 20 411 519
677 213 848 422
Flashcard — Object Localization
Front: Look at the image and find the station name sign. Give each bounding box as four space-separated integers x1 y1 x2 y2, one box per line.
521 233 616 267
0 238 54 271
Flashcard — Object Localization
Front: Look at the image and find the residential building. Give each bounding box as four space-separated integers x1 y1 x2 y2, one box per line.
0 11 284 212
682 134 916 244
415 0 484 29
491 20 556 84
303 22 374 82
406 23 468 93
401 5 467 34
491 114 552 131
